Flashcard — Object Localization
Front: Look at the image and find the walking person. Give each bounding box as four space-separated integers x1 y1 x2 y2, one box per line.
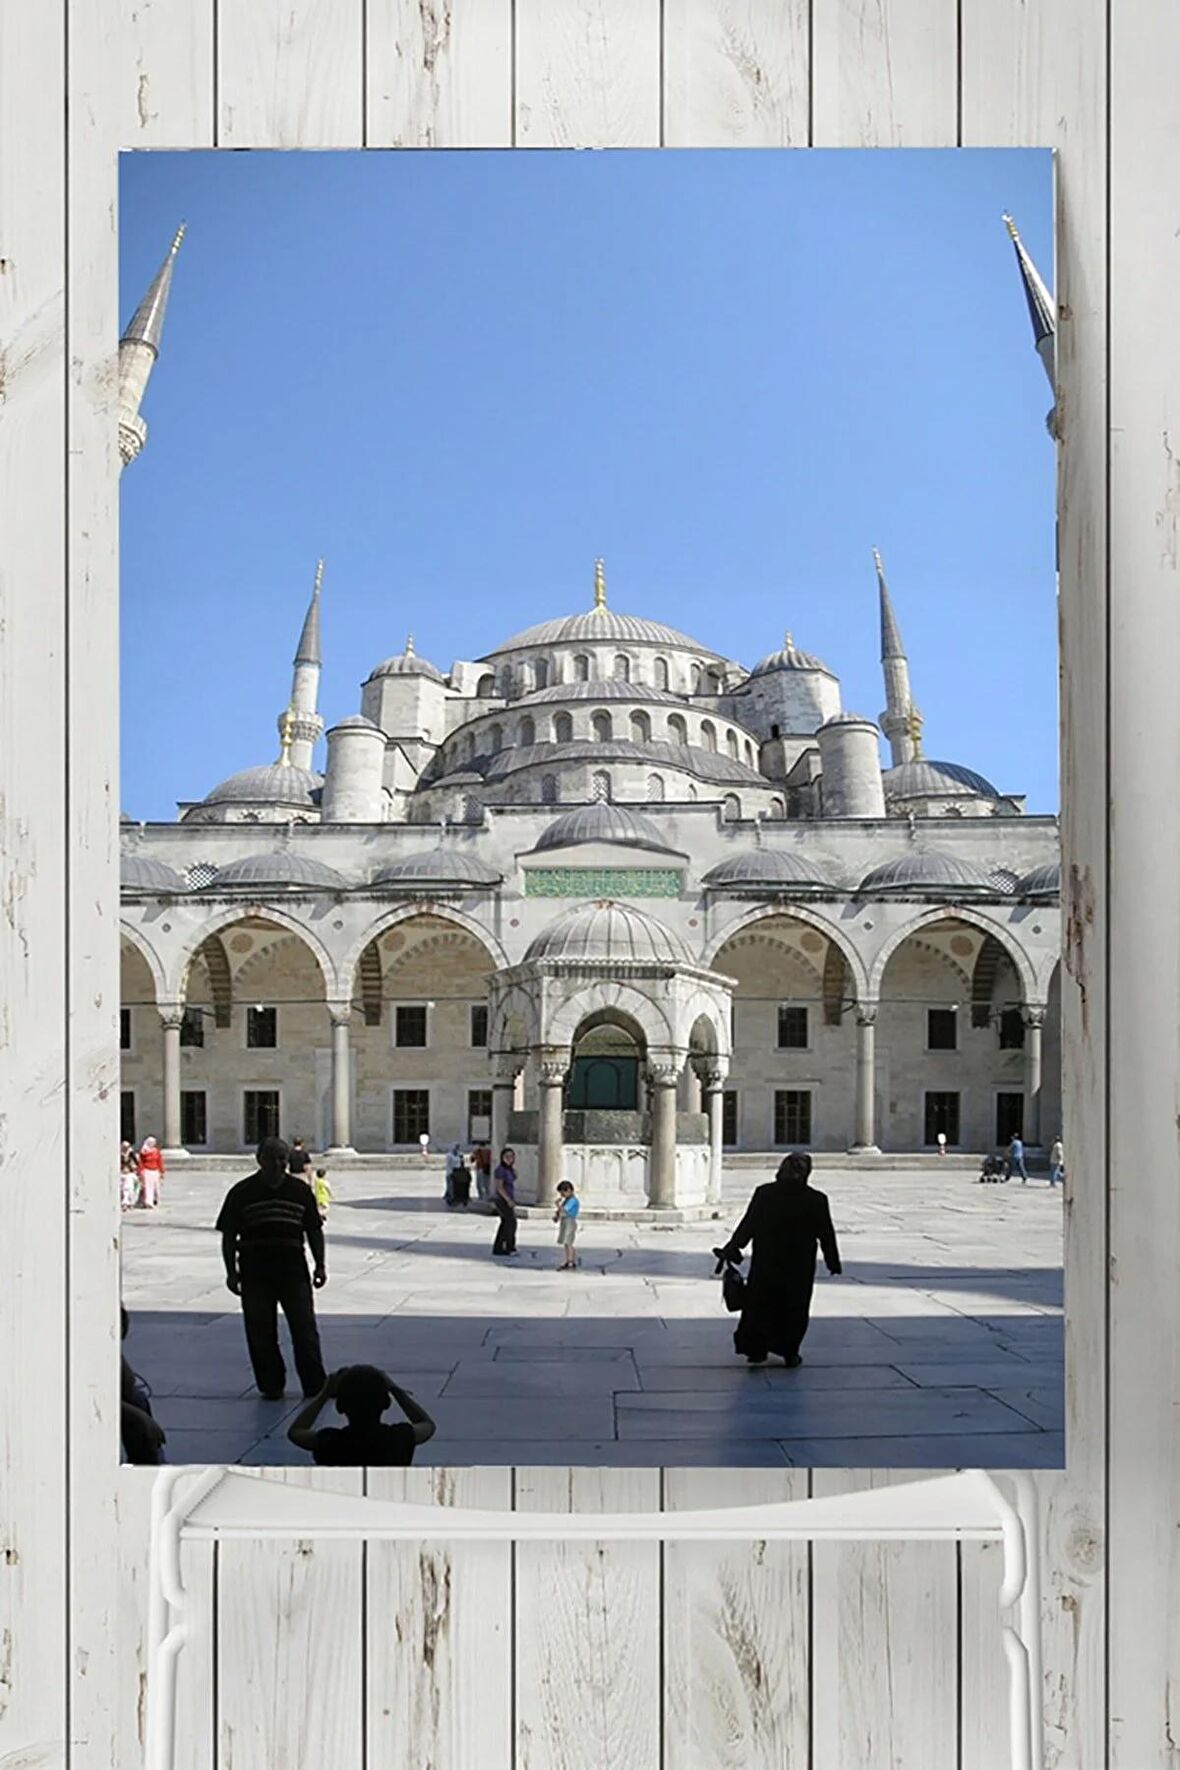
554 1179 580 1270
718 1151 842 1368
471 1140 493 1204
1048 1135 1065 1188
287 1364 437 1466
119 1141 140 1212
491 1146 519 1256
445 1140 470 1208
287 1136 312 1178
312 1166 333 1221
137 1136 165 1209
216 1135 328 1401
1005 1131 1029 1184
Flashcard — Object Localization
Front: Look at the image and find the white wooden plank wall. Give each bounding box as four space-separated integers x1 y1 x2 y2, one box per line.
7 0 1178 1763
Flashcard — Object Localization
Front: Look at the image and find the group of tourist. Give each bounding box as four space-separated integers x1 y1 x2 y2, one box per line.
119 1136 165 1210
442 1141 582 1267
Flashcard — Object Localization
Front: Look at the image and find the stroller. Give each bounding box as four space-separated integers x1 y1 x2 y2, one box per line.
978 1153 1007 1184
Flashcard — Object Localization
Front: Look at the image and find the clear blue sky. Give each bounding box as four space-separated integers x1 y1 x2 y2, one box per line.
120 148 1055 820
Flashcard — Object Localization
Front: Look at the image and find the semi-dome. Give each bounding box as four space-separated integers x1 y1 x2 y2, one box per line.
372 847 502 888
492 605 724 657
749 633 832 678
518 680 687 707
1015 860 1061 899
120 853 187 893
202 763 322 808
207 851 348 891
859 849 997 896
532 802 673 855
702 849 837 892
366 635 446 684
883 758 999 799
524 899 692 967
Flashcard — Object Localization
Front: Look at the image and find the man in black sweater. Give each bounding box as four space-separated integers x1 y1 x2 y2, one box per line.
216 1136 328 1400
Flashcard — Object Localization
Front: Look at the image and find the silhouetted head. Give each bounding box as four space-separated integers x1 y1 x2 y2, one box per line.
291 1137 304 1150
775 1151 812 1187
335 1364 392 1427
256 1137 290 1185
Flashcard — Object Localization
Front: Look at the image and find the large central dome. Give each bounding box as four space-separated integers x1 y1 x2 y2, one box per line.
490 604 723 657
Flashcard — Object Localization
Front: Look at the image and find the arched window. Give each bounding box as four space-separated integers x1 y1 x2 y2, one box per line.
476 673 495 699
769 797 786 819
519 716 536 747
745 740 755 765
701 720 718 753
725 730 739 759
690 662 703 693
943 805 964 817
463 733 475 763
591 711 613 743
704 668 722 694
722 794 741 821
668 713 688 745
541 774 559 804
654 656 670 691
574 654 590 682
487 723 503 752
591 771 612 803
646 773 665 802
553 712 573 743
687 783 699 802
613 654 631 682
534 658 549 690
629 710 651 744
465 794 484 823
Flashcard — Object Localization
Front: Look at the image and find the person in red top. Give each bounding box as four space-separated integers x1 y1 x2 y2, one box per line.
138 1136 165 1208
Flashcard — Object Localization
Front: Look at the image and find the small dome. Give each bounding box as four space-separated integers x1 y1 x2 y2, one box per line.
203 763 322 807
702 849 836 891
493 606 722 656
519 680 687 707
372 847 502 888
859 849 997 896
533 802 671 854
120 853 186 893
749 634 832 678
525 900 691 966
883 758 999 800
367 636 445 684
208 851 348 891
1015 860 1061 899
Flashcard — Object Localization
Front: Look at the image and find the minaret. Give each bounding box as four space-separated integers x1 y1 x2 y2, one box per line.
874 547 923 767
1003 213 1057 437
279 559 325 771
118 222 185 470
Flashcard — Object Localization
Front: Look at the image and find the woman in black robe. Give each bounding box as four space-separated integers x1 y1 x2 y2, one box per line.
720 1151 843 1367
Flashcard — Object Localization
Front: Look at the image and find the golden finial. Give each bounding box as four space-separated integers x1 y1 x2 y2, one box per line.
279 709 295 765
405 633 415 656
784 631 794 651
1002 212 1020 242
907 705 924 757
594 558 607 610
171 221 187 253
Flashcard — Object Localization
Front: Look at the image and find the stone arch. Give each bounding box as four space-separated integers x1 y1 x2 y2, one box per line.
358 941 384 1025
339 901 507 1000
546 979 676 1053
971 933 1022 1027
487 981 539 1054
1037 950 1062 1003
706 904 871 1003
194 931 234 1027
171 905 336 1003
682 996 732 1062
119 920 168 1002
821 941 848 1026
868 906 1037 1002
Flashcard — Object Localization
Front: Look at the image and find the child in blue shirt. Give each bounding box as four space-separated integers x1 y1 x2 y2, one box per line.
554 1180 580 1270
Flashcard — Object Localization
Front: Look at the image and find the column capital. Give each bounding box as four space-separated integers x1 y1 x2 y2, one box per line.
538 1059 568 1087
855 1002 879 1027
1021 1003 1047 1029
327 1001 353 1029
647 1062 680 1089
700 1063 729 1091
158 1003 185 1032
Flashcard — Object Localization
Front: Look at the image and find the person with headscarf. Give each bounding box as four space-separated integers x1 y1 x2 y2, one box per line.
718 1151 843 1367
119 1140 140 1212
445 1140 470 1208
137 1136 165 1209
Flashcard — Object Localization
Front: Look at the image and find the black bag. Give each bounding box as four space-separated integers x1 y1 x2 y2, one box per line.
713 1247 747 1313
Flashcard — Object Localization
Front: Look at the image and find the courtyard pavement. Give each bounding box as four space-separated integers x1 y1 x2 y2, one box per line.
120 1163 1064 1469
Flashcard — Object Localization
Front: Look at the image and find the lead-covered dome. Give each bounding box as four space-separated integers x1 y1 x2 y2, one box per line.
883 758 999 800
859 849 997 896
532 802 673 855
1015 860 1060 899
121 853 187 893
493 605 723 657
207 851 348 891
525 899 691 966
518 680 687 707
749 633 832 678
702 849 837 892
202 763 322 808
372 847 502 888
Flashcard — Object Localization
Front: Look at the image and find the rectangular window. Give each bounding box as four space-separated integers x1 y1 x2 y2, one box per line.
774 1090 812 1146
246 1006 277 1049
722 1090 738 1147
467 1089 492 1142
470 1004 489 1048
243 1090 280 1144
998 1008 1026 1050
120 1007 131 1051
776 1004 809 1049
181 1090 208 1146
179 1006 205 1048
120 1091 136 1145
924 1091 961 1146
393 1089 430 1144
996 1092 1025 1144
395 1004 428 1048
927 1008 958 1051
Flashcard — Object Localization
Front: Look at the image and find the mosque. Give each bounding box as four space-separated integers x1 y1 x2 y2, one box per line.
117 216 1061 1211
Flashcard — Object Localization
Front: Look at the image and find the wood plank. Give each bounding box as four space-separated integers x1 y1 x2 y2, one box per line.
122 0 215 147
812 0 958 147
513 1469 661 1770
662 1469 810 1769
366 0 512 147
0 2 67 1764
810 1469 959 1770
662 0 810 147
366 1467 514 1770
961 6 1109 1765
216 1468 365 1769
217 0 365 147
958 1534 1013 1770
514 0 661 147
1106 2 1180 1765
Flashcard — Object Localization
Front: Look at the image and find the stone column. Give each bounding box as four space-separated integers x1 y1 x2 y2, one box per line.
328 1004 354 1152
160 1005 184 1155
490 1058 521 1161
701 1066 728 1205
849 1004 880 1153
536 1056 567 1206
1023 1005 1046 1146
647 1062 680 1210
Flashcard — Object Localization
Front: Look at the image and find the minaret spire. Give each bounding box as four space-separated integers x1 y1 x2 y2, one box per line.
1002 212 1058 436
874 548 922 768
594 558 607 610
280 558 326 770
118 222 186 470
